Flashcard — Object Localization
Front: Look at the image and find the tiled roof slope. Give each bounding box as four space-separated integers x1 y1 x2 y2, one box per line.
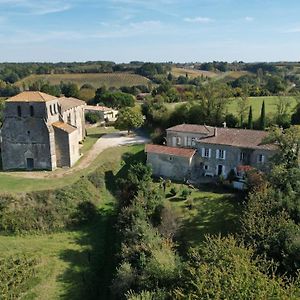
58 97 86 112
198 127 277 150
85 105 114 112
7 91 57 102
167 124 214 135
145 144 196 158
52 122 77 134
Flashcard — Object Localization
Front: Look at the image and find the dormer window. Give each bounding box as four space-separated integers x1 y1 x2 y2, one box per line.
30 105 34 117
17 105 21 117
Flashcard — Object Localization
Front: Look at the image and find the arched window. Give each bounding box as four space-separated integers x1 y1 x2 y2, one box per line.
50 105 53 116
17 105 21 117
30 105 34 117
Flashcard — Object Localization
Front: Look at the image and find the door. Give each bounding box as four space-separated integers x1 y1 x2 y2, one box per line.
26 158 34 170
217 164 223 176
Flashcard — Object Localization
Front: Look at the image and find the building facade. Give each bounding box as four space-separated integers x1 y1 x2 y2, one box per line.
0 91 86 171
146 124 277 181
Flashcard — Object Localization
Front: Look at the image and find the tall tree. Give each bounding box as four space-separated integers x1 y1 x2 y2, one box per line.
259 101 266 130
115 107 144 134
247 106 253 129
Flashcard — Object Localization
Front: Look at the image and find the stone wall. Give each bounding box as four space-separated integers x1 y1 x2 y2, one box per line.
147 152 193 181
53 127 70 167
1 117 53 170
195 142 275 177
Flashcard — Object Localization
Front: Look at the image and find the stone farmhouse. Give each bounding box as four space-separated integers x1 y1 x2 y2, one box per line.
0 91 86 171
145 124 277 181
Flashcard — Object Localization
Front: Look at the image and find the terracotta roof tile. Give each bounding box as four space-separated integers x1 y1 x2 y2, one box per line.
52 121 77 134
198 127 277 150
167 124 214 134
7 91 57 102
85 105 116 112
58 97 86 112
145 144 196 158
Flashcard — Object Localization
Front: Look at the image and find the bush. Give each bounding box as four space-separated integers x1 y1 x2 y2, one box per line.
181 188 191 199
0 178 99 234
85 112 101 124
169 187 177 197
0 254 39 299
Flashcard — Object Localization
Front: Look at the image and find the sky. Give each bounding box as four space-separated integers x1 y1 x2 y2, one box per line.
0 0 299 62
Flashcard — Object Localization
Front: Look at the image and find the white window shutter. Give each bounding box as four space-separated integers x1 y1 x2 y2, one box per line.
201 148 205 157
262 155 265 163
223 150 226 160
216 149 219 159
209 149 211 158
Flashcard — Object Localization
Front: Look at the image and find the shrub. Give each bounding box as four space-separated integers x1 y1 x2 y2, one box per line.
169 187 177 197
0 254 39 299
181 188 191 199
85 112 101 124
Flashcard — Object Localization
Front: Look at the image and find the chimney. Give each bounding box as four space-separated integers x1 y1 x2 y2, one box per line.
214 127 217 136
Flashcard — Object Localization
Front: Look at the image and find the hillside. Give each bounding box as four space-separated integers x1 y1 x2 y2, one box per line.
171 67 218 79
16 73 150 89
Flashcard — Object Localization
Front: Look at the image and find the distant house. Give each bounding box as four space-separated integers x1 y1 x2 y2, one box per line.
85 105 118 124
1 91 86 171
145 124 277 181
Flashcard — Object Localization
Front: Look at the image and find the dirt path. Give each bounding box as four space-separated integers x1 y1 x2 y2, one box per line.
4 131 149 179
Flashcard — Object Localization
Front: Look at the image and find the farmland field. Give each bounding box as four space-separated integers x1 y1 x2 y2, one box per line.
171 67 218 79
16 73 150 89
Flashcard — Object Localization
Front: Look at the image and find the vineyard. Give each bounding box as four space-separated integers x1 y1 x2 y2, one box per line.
16 73 150 89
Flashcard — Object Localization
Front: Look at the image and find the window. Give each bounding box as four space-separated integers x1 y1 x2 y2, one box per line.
30 105 34 117
202 148 211 158
204 148 210 157
17 105 21 117
27 131 30 136
169 156 174 161
67 113 71 123
50 105 53 116
176 137 181 145
257 154 265 163
217 149 226 160
191 137 196 146
203 165 209 170
240 152 246 161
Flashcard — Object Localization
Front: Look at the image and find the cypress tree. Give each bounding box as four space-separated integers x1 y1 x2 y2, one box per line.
259 101 266 130
248 106 253 129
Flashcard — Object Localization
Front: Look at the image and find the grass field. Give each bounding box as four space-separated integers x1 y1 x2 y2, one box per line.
164 95 298 119
0 144 143 299
171 67 218 79
165 183 242 248
226 95 298 119
16 73 150 89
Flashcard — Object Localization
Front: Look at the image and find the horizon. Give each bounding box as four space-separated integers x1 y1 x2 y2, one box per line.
0 0 300 62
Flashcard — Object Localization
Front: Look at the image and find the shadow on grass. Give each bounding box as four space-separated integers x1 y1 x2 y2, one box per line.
177 192 243 256
87 133 105 139
57 149 146 300
57 204 118 300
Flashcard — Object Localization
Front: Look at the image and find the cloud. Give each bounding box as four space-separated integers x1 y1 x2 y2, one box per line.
0 0 72 15
184 17 214 23
245 16 254 22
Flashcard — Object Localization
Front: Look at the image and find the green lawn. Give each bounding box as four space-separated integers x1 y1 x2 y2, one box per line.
164 95 298 119
0 144 144 299
165 183 242 248
226 95 298 119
